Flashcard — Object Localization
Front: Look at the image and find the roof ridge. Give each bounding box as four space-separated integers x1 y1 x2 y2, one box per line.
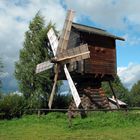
72 22 106 32
72 22 125 41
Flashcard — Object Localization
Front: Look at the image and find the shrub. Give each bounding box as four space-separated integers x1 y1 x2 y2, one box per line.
0 93 26 119
53 93 72 109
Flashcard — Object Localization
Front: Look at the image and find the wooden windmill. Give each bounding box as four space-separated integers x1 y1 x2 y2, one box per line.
36 9 125 114
36 10 90 109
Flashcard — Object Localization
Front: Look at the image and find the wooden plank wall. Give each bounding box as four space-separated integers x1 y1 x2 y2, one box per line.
67 30 81 49
67 30 117 77
77 33 117 76
84 45 116 76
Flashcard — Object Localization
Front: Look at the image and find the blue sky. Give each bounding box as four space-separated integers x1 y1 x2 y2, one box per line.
0 0 140 92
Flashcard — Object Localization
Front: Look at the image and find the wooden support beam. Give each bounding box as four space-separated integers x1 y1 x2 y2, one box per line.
108 80 120 109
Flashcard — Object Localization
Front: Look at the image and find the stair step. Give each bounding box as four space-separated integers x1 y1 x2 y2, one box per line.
91 94 106 97
83 87 111 109
91 97 106 100
92 97 107 101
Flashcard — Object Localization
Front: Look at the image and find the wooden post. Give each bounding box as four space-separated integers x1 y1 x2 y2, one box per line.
38 110 40 117
108 81 120 109
68 110 72 128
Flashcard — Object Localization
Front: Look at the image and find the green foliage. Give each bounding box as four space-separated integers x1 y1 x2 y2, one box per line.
0 57 3 90
0 93 26 119
0 92 3 99
130 80 140 106
102 75 130 104
53 93 72 109
15 12 58 109
0 112 140 140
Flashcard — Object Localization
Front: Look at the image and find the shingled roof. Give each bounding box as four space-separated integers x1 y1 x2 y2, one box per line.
72 22 125 41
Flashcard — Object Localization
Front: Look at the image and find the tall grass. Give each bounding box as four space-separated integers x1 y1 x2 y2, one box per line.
71 111 140 129
0 111 140 140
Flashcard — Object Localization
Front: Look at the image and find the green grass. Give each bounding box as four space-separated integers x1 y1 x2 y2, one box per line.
0 111 140 140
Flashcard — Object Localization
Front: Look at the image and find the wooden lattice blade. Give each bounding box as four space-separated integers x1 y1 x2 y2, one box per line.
47 28 58 56
36 28 58 74
64 64 81 108
56 10 75 54
36 61 53 74
57 44 90 63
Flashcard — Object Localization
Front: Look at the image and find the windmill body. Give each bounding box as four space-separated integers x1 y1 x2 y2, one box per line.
36 10 124 112
65 22 124 114
60 22 124 81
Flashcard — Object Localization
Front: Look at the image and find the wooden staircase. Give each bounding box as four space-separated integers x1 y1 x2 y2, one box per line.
68 87 111 118
83 87 111 109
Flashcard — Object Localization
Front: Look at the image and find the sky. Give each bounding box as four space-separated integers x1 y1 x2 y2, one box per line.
0 0 140 92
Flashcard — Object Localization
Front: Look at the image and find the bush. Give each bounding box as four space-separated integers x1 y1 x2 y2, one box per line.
0 93 26 119
53 93 72 109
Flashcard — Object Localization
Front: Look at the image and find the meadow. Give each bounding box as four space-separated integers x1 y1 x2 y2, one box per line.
0 111 140 140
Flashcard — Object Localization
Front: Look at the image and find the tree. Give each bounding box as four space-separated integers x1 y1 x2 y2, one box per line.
15 12 57 109
130 80 140 107
0 57 3 91
102 75 130 104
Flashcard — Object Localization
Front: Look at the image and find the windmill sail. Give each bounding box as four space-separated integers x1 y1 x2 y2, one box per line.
64 64 81 107
56 10 75 54
36 61 53 74
36 10 90 109
48 10 75 109
56 44 90 63
47 28 58 56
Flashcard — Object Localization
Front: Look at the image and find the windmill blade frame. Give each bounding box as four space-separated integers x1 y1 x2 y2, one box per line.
56 10 75 54
56 44 90 64
36 60 53 74
64 64 81 108
36 27 58 73
47 28 59 56
36 9 90 109
47 10 75 109
47 28 59 108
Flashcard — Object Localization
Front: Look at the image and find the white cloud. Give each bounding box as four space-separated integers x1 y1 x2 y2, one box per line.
117 33 140 48
0 0 66 92
118 63 140 89
65 0 140 91
0 72 9 78
0 0 140 92
65 0 140 30
124 34 140 46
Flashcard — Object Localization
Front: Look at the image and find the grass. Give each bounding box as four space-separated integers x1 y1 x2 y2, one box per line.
0 111 140 140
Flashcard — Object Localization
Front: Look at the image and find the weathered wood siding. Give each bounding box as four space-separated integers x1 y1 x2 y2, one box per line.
84 45 116 75
83 34 116 76
67 30 81 49
67 28 117 78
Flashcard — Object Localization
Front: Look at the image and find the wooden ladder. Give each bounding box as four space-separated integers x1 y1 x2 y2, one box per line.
84 87 111 109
